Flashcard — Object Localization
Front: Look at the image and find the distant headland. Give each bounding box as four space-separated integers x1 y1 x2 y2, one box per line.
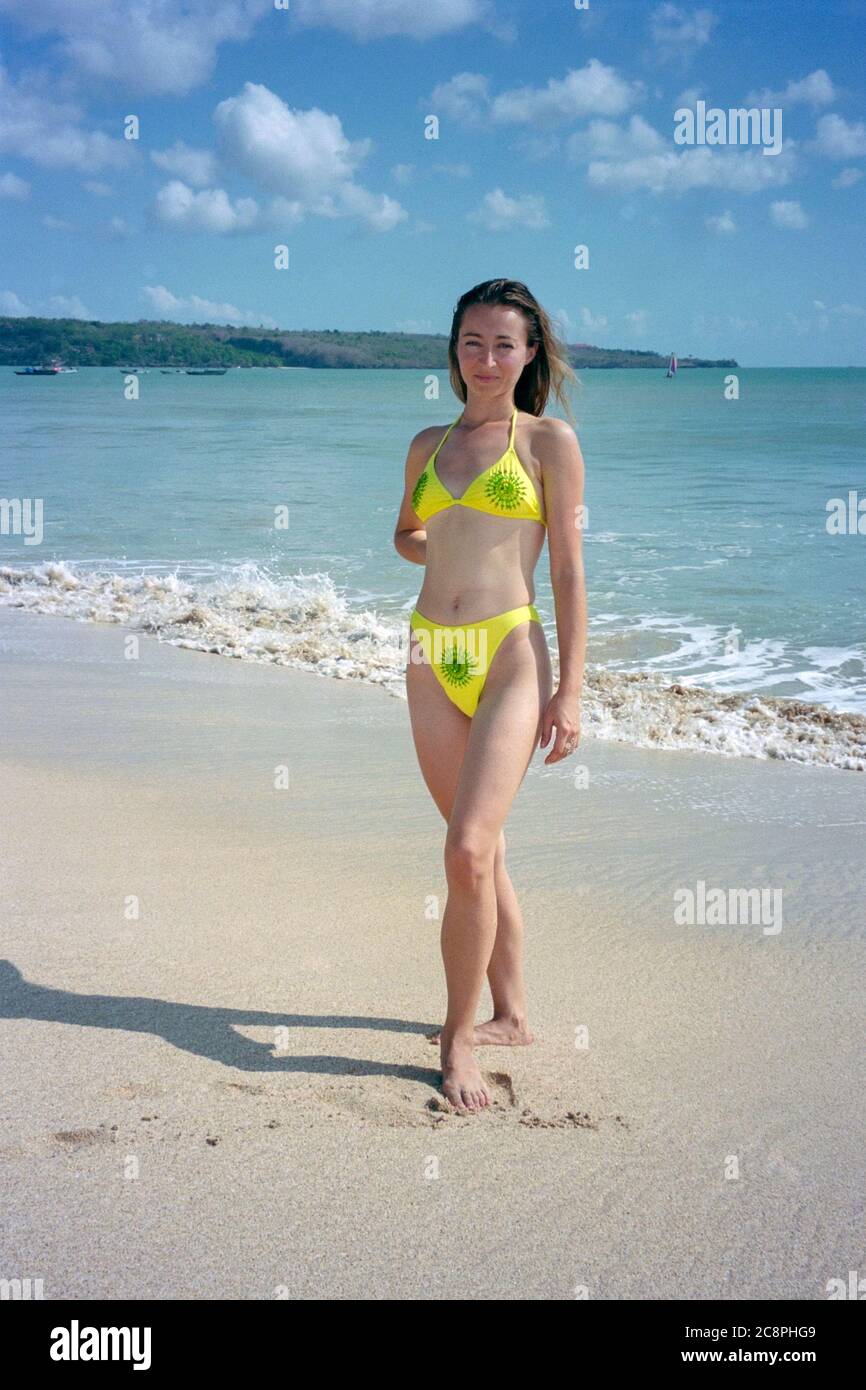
0 317 737 370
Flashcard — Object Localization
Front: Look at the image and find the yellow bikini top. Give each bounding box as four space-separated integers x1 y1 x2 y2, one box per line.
412 406 546 527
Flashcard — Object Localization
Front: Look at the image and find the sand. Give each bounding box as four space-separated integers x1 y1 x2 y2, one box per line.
1 607 864 1299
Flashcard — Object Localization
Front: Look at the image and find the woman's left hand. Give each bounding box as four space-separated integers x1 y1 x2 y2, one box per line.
540 690 581 763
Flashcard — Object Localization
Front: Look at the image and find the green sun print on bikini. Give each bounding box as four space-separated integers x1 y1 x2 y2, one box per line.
484 466 526 512
439 641 480 688
411 469 429 512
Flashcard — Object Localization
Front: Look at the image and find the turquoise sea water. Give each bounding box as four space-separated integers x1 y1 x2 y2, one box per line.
1 365 864 767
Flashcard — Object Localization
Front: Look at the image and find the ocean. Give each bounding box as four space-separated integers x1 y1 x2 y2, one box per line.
1 365 864 770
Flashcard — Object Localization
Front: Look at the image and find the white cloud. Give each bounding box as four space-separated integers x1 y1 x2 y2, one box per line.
0 289 30 314
0 61 132 170
151 141 218 188
566 114 665 161
815 300 863 318
705 208 736 234
45 294 91 318
588 142 797 195
726 315 759 334
192 82 406 231
429 73 492 127
492 60 642 126
214 83 373 198
810 113 866 159
0 288 93 316
153 180 260 234
551 307 574 338
466 188 549 230
395 318 436 333
266 194 312 227
42 213 73 230
769 199 808 229
694 311 759 337
745 69 836 108
141 284 278 328
625 309 649 338
292 0 488 41
334 181 406 231
0 170 29 198
513 132 562 162
581 307 608 332
649 4 718 63
432 61 640 131
83 179 112 196
0 0 270 96
831 167 863 188
786 303 863 336
391 163 414 184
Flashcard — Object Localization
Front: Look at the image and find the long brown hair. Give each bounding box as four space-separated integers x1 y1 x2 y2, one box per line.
446 278 579 424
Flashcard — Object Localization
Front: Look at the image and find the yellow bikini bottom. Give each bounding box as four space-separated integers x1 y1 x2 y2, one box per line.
408 602 542 718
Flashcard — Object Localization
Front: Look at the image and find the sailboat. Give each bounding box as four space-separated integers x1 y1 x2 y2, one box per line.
665 352 677 379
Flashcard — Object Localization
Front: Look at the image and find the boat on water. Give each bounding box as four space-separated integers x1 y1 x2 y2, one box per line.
665 352 678 379
15 357 70 375
186 367 228 375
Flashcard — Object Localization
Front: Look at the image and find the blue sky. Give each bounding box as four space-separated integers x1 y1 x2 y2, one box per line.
0 0 864 365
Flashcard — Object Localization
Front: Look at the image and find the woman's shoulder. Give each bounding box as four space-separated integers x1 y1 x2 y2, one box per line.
410 420 453 455
520 412 580 452
520 412 583 481
522 412 578 441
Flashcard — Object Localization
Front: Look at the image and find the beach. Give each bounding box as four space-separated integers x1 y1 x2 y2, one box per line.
2 0 864 1313
2 605 864 1300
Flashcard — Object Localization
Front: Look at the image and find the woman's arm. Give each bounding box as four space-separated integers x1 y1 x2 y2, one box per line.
537 417 587 762
393 429 433 566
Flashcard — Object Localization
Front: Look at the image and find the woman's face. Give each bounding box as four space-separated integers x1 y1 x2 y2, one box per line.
456 304 537 398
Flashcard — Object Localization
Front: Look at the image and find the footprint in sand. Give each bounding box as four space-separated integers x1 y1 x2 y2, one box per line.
102 1082 164 1101
51 1126 116 1150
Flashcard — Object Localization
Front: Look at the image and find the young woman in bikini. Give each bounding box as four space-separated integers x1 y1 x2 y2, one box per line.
394 278 586 1114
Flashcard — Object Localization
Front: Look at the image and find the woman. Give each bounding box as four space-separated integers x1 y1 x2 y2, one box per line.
394 279 586 1114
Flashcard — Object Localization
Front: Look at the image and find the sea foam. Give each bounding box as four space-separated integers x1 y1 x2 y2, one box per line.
2 561 864 772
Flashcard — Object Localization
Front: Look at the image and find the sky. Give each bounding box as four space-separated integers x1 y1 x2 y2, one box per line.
0 0 864 366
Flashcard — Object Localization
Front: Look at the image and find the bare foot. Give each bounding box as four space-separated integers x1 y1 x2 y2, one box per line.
428 1017 535 1047
440 1035 491 1113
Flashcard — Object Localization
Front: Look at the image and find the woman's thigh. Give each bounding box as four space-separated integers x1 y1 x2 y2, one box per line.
406 627 472 822
448 621 552 850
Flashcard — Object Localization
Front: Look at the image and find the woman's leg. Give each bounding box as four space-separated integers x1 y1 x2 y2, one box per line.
483 854 534 1042
406 624 472 815
426 838 533 1046
439 619 551 1110
407 626 540 1047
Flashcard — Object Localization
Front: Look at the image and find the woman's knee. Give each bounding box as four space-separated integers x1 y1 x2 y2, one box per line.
444 828 497 890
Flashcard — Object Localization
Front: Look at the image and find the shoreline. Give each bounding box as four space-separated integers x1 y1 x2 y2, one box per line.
3 564 865 772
